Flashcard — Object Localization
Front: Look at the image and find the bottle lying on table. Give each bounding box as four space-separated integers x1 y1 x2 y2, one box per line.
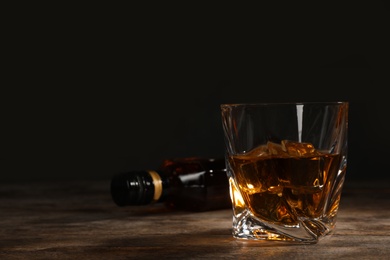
110 157 231 211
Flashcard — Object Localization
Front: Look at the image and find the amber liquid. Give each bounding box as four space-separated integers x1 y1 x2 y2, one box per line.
229 141 342 226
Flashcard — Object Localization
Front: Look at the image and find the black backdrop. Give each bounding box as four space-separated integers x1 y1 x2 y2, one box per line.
2 3 390 182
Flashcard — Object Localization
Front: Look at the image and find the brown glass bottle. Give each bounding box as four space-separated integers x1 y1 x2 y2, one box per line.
110 157 231 211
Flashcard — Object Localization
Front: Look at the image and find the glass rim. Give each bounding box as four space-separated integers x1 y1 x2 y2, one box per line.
221 101 348 107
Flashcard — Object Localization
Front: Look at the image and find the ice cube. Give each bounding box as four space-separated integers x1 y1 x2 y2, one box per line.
244 144 269 157
282 140 320 157
267 141 288 156
248 192 298 225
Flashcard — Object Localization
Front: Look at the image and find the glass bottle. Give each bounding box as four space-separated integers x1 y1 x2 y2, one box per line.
110 157 231 211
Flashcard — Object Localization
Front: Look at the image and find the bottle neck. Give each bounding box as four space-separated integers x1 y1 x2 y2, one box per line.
110 170 168 207
147 170 163 202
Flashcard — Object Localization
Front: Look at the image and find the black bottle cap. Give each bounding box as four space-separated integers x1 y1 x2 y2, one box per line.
110 171 155 206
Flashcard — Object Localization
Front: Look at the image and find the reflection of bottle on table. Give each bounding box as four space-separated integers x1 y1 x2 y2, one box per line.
110 157 231 211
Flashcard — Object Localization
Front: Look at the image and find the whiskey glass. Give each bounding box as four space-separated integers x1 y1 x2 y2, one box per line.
221 102 348 244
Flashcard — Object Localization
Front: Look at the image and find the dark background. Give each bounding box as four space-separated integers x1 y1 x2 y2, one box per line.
2 3 390 183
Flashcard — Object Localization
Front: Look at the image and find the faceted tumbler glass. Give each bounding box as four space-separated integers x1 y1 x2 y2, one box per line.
220 102 348 244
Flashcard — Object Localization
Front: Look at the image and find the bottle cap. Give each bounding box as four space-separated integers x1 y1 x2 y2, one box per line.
110 171 155 206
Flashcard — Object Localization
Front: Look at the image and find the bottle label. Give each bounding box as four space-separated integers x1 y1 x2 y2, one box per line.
148 170 163 201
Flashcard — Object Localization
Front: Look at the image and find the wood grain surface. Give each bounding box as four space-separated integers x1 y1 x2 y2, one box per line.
1 179 389 259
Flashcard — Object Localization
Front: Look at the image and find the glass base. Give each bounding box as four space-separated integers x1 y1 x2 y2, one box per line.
232 209 333 244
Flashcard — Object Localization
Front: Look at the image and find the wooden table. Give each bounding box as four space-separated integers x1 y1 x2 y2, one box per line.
1 179 389 259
